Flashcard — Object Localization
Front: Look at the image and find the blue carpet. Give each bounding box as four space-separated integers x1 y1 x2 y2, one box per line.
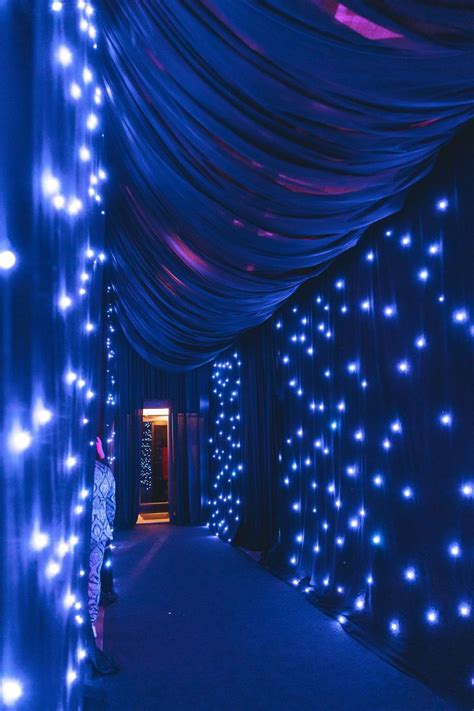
96 525 454 710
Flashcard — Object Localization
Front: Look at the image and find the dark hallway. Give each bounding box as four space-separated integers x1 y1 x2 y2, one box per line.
97 527 454 711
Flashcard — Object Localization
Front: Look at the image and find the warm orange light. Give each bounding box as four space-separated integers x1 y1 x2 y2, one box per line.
142 408 169 416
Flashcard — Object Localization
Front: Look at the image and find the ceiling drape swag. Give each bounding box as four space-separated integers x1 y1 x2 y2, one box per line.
102 0 474 371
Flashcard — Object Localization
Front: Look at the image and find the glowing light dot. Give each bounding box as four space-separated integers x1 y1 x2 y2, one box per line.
389 620 400 635
31 530 49 551
8 429 32 453
83 66 93 84
57 45 73 66
65 371 77 385
402 486 414 499
360 299 371 311
1 679 23 706
79 146 91 162
42 172 60 196
404 567 417 582
436 198 448 211
439 412 453 427
372 533 382 546
397 360 410 374
67 197 82 215
85 322 94 333
0 250 16 270
349 518 359 529
66 669 77 686
355 596 365 610
373 474 384 487
366 574 373 585
51 1 63 10
86 113 98 130
426 608 439 625
337 401 345 411
58 294 72 311
338 615 347 625
452 309 468 324
366 251 375 262
46 560 61 578
415 335 426 349
400 234 411 247
383 306 395 318
65 456 77 470
390 420 402 433
448 542 461 558
428 243 441 255
52 194 65 210
418 268 429 282
460 483 473 498
458 603 471 618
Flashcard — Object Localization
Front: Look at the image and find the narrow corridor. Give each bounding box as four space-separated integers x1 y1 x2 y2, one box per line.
95 526 453 711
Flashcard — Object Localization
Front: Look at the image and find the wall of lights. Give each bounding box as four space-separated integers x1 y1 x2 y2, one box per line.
208 132 473 706
0 2 106 708
208 353 243 542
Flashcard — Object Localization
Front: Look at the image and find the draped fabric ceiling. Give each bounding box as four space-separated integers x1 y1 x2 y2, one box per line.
102 0 474 371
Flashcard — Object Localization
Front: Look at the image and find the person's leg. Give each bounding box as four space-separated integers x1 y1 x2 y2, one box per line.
88 537 106 625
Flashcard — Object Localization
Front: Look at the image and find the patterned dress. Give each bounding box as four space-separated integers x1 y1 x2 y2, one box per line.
88 460 116 623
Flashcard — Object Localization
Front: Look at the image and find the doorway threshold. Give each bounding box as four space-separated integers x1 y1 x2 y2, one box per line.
137 512 170 524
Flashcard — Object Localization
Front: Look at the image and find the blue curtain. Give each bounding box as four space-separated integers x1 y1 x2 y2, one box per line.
211 128 473 707
101 0 474 370
1 3 106 708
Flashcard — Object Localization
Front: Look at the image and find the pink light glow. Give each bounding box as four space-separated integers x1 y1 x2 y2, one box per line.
335 4 403 41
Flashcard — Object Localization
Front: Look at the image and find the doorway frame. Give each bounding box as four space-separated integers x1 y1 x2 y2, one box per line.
138 399 174 523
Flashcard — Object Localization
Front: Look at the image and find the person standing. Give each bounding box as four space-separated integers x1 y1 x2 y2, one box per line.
88 435 116 632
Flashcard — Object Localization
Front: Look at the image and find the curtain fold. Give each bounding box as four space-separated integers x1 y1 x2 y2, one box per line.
102 0 474 370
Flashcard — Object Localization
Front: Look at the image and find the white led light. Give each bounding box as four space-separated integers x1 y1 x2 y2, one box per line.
31 530 49 551
415 335 426 349
67 197 82 215
42 172 60 196
436 198 448 211
65 456 77 470
8 428 32 453
417 268 429 282
402 486 414 499
452 309 468 324
448 542 461 558
52 194 65 210
57 45 73 66
355 596 365 610
0 251 16 270
79 145 91 162
404 567 416 582
458 602 471 618
70 82 82 99
389 619 400 635
83 66 93 84
366 250 374 262
426 608 439 625
383 305 395 318
439 412 453 427
1 679 23 706
400 234 411 247
58 294 72 311
372 533 382 546
460 482 473 498
66 669 77 686
86 113 98 130
338 615 346 624
428 243 441 255
397 360 410 374
51 1 63 10
45 560 61 578
34 405 53 426
65 371 77 385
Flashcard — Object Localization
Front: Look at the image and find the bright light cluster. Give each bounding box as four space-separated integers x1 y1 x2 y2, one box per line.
208 353 242 541
272 196 473 694
1 3 106 705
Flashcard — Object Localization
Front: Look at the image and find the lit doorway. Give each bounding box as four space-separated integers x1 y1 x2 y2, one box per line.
138 407 170 524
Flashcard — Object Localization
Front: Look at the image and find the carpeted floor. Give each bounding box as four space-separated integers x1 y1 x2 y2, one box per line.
91 525 455 711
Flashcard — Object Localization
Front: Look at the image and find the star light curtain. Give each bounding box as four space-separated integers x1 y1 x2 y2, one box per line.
102 0 474 370
208 353 243 541
1 2 106 708
268 136 473 707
